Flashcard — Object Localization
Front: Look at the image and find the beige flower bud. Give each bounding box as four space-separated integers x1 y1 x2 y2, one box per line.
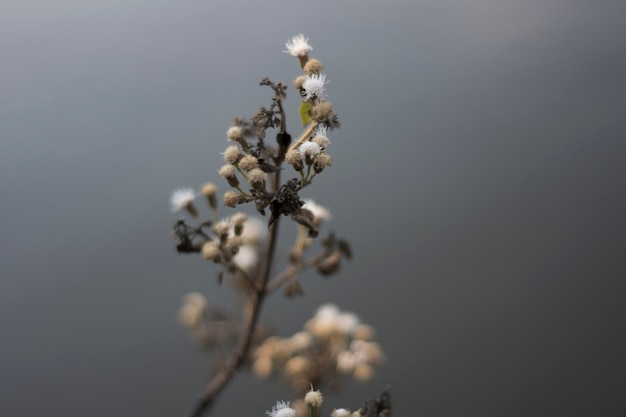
303 58 324 75
238 155 259 172
223 191 241 207
286 149 304 171
201 241 221 261
311 101 334 121
222 145 242 164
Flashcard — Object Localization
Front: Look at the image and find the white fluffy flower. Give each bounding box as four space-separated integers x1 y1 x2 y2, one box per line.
302 199 332 222
331 408 351 417
316 303 340 320
233 245 258 273
298 141 321 159
283 34 312 57
170 187 196 212
336 312 361 334
266 400 296 417
302 73 327 100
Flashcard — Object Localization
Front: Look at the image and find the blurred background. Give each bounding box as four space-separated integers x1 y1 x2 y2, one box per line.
1 0 625 416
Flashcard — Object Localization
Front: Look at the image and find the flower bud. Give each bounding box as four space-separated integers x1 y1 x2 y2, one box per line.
317 250 342 276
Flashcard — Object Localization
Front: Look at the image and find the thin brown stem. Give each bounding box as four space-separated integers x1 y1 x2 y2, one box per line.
288 120 318 153
266 251 328 294
187 168 283 417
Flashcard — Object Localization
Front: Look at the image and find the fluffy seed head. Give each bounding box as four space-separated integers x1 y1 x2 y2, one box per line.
223 191 241 207
311 101 334 121
222 145 242 164
230 212 247 227
298 141 321 159
266 400 297 417
213 220 230 236
314 154 333 173
283 34 313 57
200 182 217 197
302 199 331 223
226 126 243 142
201 241 221 261
304 389 324 408
218 164 237 179
294 75 307 90
170 187 196 212
238 155 259 172
286 149 304 170
247 167 267 184
332 409 351 417
302 74 327 101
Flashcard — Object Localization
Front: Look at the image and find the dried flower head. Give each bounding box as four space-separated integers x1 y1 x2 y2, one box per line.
229 212 248 227
266 400 297 417
223 190 241 207
219 164 239 187
331 408 351 417
304 388 324 408
302 199 332 223
199 183 216 197
233 245 258 273
247 167 267 184
312 125 331 148
218 164 237 179
313 153 333 173
222 145 242 164
302 74 327 101
213 220 230 237
226 126 243 142
298 141 321 159
238 155 259 172
283 34 312 57
294 75 307 90
303 58 324 75
311 101 334 122
201 241 221 262
170 188 196 213
239 216 266 242
286 149 304 171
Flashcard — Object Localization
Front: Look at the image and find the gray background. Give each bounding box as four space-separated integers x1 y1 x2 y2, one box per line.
2 0 625 416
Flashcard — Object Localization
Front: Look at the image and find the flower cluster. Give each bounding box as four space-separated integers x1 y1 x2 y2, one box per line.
252 304 384 396
169 35 373 417
282 35 339 189
172 183 267 277
267 387 391 417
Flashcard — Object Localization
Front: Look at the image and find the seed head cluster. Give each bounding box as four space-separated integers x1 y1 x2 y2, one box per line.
252 304 384 395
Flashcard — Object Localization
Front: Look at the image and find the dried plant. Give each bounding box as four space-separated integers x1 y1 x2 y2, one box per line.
170 34 386 417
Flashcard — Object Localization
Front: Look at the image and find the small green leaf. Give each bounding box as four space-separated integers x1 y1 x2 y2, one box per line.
299 101 313 126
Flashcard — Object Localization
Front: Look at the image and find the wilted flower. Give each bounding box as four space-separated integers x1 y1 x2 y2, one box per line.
283 34 312 57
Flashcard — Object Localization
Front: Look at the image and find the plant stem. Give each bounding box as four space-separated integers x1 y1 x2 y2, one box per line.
187 169 282 417
288 120 318 153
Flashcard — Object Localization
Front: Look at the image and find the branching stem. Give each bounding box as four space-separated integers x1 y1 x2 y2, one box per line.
187 166 283 417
